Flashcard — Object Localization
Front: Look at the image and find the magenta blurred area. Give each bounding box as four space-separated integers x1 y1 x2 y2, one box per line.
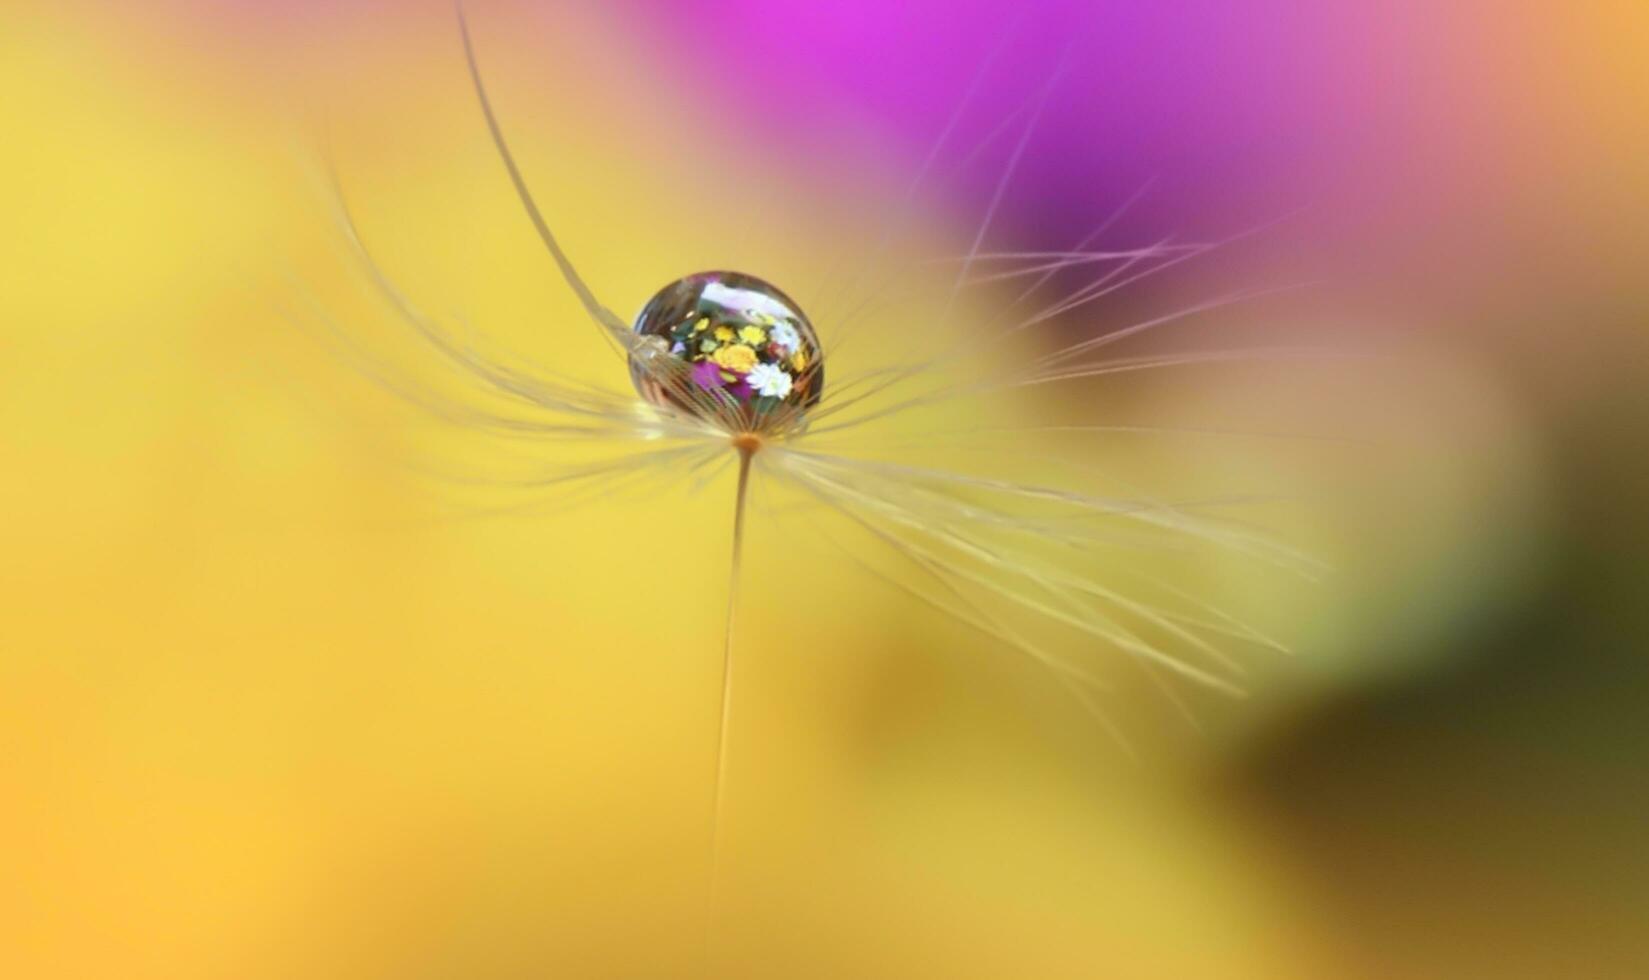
626 2 1643 345
628 3 1496 240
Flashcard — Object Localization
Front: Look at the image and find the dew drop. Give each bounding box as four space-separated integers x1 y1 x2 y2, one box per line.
630 271 823 428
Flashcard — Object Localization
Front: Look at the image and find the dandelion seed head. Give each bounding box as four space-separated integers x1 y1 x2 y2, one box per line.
630 271 823 438
301 4 1343 769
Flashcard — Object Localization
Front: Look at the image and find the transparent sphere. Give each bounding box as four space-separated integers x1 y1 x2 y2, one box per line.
629 271 823 427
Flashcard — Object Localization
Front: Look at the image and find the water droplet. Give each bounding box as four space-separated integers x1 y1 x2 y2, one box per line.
630 271 823 431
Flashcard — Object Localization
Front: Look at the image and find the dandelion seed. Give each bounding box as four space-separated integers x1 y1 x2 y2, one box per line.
306 4 1326 960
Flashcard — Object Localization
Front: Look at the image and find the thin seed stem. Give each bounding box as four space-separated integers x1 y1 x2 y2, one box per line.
707 443 754 959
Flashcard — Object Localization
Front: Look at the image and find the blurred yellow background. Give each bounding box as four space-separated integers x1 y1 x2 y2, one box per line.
2 1 1645 977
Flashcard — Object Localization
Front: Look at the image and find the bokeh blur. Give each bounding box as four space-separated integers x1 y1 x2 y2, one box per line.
3 1 1646 977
